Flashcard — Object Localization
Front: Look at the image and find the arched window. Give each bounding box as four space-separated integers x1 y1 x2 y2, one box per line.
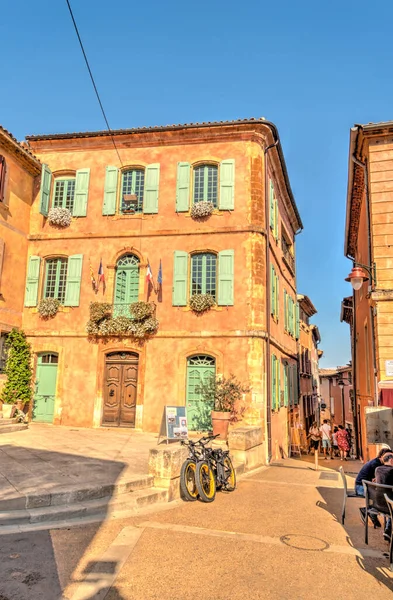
44 258 68 304
191 253 217 299
53 177 76 211
121 169 145 214
114 254 140 316
193 164 218 207
186 355 216 431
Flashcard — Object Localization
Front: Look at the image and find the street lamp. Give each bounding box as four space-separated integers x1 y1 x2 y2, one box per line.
345 262 376 291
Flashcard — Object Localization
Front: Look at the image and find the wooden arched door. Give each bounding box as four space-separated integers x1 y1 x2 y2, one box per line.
103 352 139 427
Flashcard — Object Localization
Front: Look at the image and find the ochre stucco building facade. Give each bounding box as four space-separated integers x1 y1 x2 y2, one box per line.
344 121 393 459
2 119 304 463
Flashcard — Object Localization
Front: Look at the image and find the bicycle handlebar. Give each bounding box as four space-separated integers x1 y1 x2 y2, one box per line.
180 433 220 447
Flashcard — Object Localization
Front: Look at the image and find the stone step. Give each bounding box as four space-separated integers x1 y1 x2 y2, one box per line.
0 423 28 434
0 474 154 511
0 487 169 528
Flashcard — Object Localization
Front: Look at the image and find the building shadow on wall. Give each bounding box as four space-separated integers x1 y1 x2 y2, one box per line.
0 445 139 599
316 485 393 593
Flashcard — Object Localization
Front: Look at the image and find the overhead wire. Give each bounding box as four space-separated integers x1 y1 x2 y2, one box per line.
65 0 124 168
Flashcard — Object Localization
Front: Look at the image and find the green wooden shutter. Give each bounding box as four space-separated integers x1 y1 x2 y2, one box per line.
274 197 279 240
219 159 235 210
39 164 52 216
74 168 90 216
284 290 287 331
270 266 275 316
295 302 300 340
103 166 118 215
288 296 293 335
24 256 41 307
218 249 234 306
277 357 281 408
173 251 188 306
275 274 279 320
143 163 160 213
271 354 276 410
64 254 83 307
284 363 289 407
269 180 274 229
176 162 190 212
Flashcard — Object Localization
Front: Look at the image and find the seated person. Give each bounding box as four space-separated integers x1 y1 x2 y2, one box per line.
375 453 393 541
356 447 392 528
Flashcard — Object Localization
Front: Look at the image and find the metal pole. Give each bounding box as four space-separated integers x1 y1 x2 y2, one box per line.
341 387 346 426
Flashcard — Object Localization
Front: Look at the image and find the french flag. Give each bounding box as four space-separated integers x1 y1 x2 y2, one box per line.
98 259 106 292
146 261 153 286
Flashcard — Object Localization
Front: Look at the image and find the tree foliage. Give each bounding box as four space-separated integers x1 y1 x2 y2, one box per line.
196 373 250 418
1 329 33 405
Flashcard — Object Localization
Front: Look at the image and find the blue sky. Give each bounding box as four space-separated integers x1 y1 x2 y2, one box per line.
2 0 393 366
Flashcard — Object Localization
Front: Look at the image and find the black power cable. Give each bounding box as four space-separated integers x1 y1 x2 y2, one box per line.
65 0 123 167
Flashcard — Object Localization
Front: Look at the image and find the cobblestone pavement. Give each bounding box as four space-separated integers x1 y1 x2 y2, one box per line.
0 456 392 599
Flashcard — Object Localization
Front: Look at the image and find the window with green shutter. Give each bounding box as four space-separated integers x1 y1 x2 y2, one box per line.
271 354 277 411
271 266 279 319
283 362 289 407
53 178 76 211
191 253 217 298
114 254 140 316
269 180 275 230
44 258 68 304
121 169 145 214
193 165 218 206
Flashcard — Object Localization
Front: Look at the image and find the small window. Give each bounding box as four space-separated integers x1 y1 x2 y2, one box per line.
193 165 218 207
41 353 58 364
53 178 76 211
120 169 145 214
0 156 7 203
191 253 217 298
0 332 9 373
44 258 68 304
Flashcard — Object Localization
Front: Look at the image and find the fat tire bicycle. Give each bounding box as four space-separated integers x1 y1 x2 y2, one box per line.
180 435 218 501
180 434 236 503
196 444 236 503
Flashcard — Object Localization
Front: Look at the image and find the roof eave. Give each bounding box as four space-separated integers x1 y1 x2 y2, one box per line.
344 127 359 259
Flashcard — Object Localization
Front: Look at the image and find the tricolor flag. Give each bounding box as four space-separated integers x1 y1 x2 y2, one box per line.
98 259 106 293
157 260 163 302
146 261 153 286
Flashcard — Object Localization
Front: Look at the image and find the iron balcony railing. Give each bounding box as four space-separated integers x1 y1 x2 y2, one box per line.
283 248 296 275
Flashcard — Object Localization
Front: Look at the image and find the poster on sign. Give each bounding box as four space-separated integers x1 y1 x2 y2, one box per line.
158 406 189 444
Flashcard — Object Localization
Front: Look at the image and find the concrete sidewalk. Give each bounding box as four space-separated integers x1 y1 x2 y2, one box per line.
0 424 160 519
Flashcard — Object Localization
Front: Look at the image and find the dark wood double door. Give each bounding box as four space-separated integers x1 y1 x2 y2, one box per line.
103 352 139 427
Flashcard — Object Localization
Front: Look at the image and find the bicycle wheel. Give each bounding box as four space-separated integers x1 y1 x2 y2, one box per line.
223 456 236 491
180 459 198 501
196 461 216 503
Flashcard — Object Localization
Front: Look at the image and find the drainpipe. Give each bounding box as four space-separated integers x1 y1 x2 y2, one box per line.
264 139 278 463
352 288 361 459
350 154 378 407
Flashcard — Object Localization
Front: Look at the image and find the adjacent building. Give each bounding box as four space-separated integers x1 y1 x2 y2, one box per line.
0 118 304 463
0 127 41 380
344 121 393 458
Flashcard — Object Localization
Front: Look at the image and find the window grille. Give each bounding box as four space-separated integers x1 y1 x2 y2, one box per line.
44 258 68 304
193 165 218 206
191 253 217 298
53 179 76 211
121 170 145 214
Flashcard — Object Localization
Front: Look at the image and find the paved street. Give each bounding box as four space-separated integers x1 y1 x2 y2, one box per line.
0 457 392 599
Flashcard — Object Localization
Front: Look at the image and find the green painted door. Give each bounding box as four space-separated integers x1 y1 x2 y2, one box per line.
114 254 140 317
33 353 58 422
186 355 215 431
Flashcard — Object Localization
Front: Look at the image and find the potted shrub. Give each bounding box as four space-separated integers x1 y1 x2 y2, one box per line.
0 329 33 419
197 373 250 439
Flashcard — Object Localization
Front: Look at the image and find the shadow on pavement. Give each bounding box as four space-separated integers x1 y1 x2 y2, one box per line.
316 485 393 593
0 446 131 600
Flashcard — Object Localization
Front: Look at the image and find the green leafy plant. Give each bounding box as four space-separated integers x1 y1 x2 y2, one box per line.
196 373 250 421
130 301 155 321
89 302 113 323
191 201 214 219
1 329 33 405
189 293 216 313
37 298 61 318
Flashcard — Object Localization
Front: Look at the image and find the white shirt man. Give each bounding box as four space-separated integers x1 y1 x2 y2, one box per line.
319 420 332 459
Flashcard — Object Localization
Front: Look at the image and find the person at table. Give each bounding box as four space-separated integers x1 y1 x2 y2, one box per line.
356 447 392 528
375 452 393 541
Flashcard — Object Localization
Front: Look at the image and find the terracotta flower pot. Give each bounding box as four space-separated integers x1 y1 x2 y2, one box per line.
211 410 231 440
